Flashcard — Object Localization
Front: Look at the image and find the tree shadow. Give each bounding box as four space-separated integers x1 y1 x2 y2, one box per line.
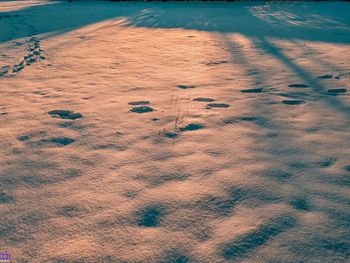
217 31 350 261
1 1 350 44
0 0 144 42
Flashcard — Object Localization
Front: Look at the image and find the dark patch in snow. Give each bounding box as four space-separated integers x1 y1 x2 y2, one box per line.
327 88 347 95
45 137 75 146
317 158 337 168
130 105 154 113
17 135 30 141
288 84 311 88
128 101 150 106
290 197 311 211
282 100 305 105
318 74 333 79
344 165 350 172
206 103 230 108
57 205 80 217
165 132 178 138
206 60 229 66
193 97 215 102
160 251 190 263
0 192 14 204
48 110 83 120
179 123 204 132
240 88 265 93
177 85 196 89
223 116 265 126
136 205 166 227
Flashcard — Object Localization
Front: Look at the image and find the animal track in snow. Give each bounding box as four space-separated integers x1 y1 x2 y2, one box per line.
128 101 150 105
130 105 154 113
45 138 75 146
1 37 46 78
224 116 265 125
282 100 305 105
179 123 204 132
177 85 196 89
240 88 265 93
136 205 166 227
327 88 347 95
0 66 10 76
318 74 333 79
193 98 215 102
206 60 229 66
48 110 83 120
164 132 178 138
288 84 311 88
206 103 230 109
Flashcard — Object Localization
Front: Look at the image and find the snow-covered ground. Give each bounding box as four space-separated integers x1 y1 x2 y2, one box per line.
1 1 350 262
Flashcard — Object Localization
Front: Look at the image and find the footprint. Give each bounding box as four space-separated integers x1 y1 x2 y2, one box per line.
136 205 165 227
224 116 265 125
128 101 150 106
17 135 30 141
164 132 178 138
48 110 83 120
288 84 310 88
33 90 49 96
130 105 154 113
17 131 46 142
45 137 75 146
317 158 336 168
57 205 80 217
177 85 196 89
206 103 230 109
0 68 9 77
24 54 34 60
282 100 305 105
0 192 14 204
278 92 311 99
344 165 350 172
206 60 229 66
193 98 215 102
180 123 204 132
25 57 36 65
248 69 259 76
240 88 265 93
327 88 347 95
161 251 191 263
290 197 311 211
318 74 333 79
12 64 25 73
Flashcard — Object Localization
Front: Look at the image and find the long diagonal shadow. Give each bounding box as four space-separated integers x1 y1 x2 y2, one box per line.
256 36 350 118
217 33 350 259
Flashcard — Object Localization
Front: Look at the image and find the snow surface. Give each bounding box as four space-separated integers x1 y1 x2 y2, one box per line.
1 1 350 262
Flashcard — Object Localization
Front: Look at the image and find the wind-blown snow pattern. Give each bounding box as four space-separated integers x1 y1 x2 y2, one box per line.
0 1 349 262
